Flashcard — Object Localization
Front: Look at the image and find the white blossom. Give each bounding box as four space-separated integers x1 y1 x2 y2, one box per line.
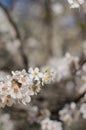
80 103 86 119
67 0 85 8
42 53 79 82
41 118 62 130
59 102 80 125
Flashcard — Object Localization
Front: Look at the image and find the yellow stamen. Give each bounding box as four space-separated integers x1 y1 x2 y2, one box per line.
14 88 19 93
21 77 26 82
2 87 7 91
34 71 38 75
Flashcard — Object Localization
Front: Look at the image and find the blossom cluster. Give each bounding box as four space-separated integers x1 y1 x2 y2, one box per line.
41 118 62 130
59 102 80 125
42 53 79 82
67 0 85 8
27 106 51 124
0 67 55 108
59 101 86 126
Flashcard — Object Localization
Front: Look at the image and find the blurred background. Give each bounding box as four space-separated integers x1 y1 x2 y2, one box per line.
0 0 86 71
0 0 86 130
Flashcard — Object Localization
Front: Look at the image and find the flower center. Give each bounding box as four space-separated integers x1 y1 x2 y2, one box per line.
34 71 38 75
2 87 7 91
14 88 19 93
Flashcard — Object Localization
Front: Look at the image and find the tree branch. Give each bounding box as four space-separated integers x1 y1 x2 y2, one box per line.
0 3 28 70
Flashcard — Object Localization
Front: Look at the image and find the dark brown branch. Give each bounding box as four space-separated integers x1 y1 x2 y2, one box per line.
0 3 28 70
72 57 86 75
44 0 53 56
